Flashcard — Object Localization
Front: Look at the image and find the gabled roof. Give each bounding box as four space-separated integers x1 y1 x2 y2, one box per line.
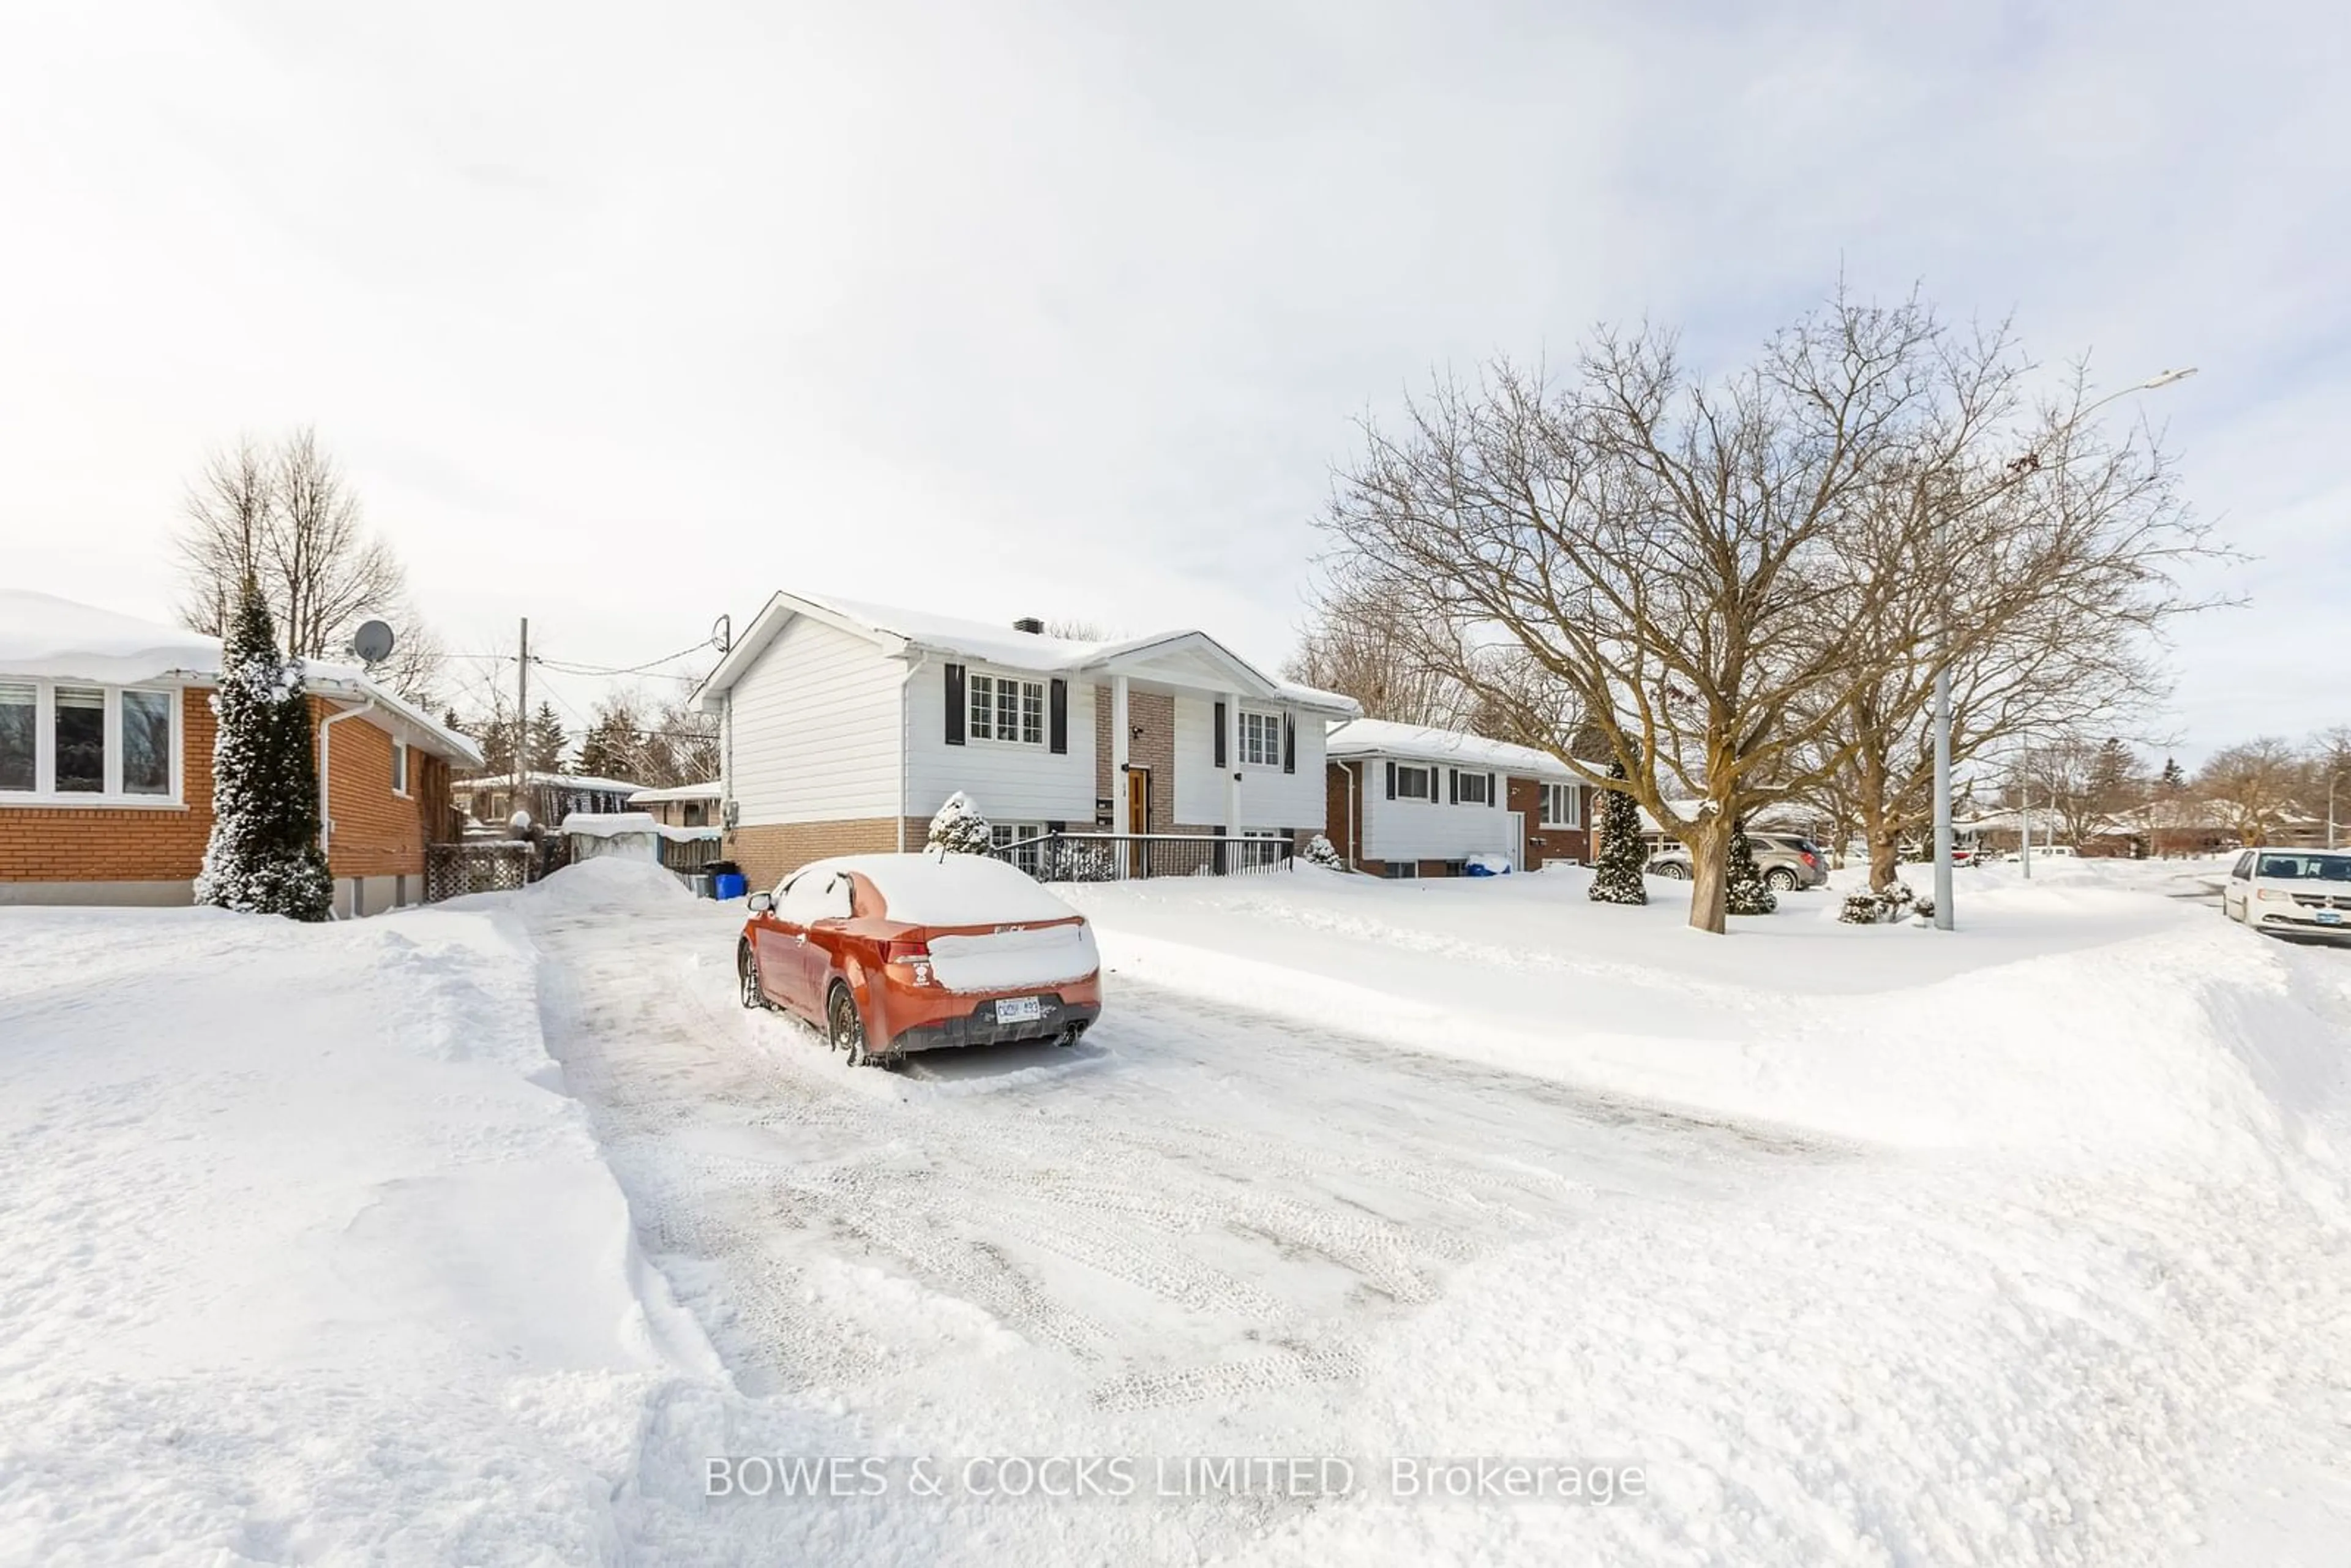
1325 718 1578 781
695 589 1359 716
0 589 485 768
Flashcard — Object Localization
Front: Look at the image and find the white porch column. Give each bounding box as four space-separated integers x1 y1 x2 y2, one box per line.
1224 692 1243 846
1111 674 1131 878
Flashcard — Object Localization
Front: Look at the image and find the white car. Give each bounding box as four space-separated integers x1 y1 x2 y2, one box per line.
2001 844 2079 863
2220 849 2351 939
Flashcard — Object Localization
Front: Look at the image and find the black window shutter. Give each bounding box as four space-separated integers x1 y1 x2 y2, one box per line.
1489 771 1498 807
1385 760 1397 800
1048 679 1068 754
944 663 966 745
1448 768 1458 804
1213 702 1227 768
1283 713 1295 773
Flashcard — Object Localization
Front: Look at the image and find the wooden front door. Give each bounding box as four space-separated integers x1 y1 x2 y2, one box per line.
1126 768 1151 876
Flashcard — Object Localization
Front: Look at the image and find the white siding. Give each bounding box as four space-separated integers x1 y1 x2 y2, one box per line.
1171 695 1330 832
726 615 902 825
1359 760 1514 863
904 660 1097 824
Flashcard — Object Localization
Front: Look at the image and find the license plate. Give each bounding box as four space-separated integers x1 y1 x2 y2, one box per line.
995 996 1043 1024
2317 910 2344 926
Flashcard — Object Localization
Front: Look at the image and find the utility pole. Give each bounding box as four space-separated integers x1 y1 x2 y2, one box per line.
1932 666 1953 929
2020 738 2034 880
515 617 529 827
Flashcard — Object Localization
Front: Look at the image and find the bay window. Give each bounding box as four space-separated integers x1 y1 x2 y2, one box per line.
0 680 181 805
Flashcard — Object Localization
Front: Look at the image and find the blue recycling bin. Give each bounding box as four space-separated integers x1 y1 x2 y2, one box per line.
713 871 747 900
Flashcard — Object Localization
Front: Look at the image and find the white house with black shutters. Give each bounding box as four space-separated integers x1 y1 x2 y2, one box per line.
1324 718 1592 877
691 589 1359 890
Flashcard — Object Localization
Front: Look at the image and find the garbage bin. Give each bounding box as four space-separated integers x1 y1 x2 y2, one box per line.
709 860 746 901
688 872 716 899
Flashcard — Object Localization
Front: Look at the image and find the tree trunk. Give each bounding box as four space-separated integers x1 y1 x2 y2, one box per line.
1869 830 1901 895
1685 813 1733 934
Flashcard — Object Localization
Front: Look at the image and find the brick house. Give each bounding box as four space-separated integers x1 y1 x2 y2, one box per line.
1 591 483 915
1324 719 1595 877
692 590 1359 891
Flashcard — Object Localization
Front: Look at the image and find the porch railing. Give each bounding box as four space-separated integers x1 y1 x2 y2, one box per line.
989 831 1293 882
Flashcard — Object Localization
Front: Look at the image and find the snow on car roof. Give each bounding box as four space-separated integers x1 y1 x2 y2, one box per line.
1325 718 1579 779
793 852 1084 926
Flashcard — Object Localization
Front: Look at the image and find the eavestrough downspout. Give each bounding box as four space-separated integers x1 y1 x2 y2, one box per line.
317 699 377 917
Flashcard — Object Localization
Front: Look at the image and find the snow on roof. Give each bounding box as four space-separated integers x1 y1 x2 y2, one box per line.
557 811 718 842
458 771 647 793
700 590 1359 716
793 851 1084 926
0 590 483 768
626 779 721 804
1325 719 1578 780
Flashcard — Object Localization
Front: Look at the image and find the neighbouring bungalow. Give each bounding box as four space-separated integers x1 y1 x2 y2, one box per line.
453 771 644 833
0 590 483 915
628 779 721 828
692 590 1360 890
1324 719 1595 877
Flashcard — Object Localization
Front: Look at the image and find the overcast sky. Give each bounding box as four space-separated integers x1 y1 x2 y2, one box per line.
2 1 2344 760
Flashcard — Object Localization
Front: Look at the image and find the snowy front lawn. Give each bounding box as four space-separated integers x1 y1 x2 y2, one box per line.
4 856 2347 1566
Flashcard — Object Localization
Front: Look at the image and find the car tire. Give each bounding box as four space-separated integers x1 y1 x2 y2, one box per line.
1653 862 1690 880
828 982 868 1067
738 942 767 1010
1764 868 1800 892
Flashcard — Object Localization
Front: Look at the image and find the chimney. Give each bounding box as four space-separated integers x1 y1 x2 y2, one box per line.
1013 617 1045 635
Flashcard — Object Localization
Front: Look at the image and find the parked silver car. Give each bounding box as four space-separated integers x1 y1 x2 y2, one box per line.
1644 831 1830 891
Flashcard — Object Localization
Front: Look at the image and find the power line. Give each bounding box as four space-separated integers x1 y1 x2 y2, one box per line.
533 636 719 678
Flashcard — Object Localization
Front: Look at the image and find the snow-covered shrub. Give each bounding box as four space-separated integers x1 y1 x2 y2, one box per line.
1302 833 1344 869
924 791 992 855
194 578 332 921
1839 891 1888 925
1726 817 1777 915
1588 761 1647 906
1038 838 1117 882
1909 895 1937 923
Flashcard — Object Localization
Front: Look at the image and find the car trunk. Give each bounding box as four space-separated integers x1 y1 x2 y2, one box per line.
921 920 1100 994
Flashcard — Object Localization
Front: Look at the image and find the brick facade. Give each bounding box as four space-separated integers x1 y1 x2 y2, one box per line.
1 686 459 893
1510 775 1591 869
1093 687 1177 832
723 817 903 893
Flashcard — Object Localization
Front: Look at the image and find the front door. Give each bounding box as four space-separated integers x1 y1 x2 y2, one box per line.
1127 768 1152 876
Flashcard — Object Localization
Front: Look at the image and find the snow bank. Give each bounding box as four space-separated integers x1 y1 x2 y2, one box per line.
0 902 718 1562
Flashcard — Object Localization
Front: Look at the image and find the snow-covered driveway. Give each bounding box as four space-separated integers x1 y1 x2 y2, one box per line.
522 866 1830 1433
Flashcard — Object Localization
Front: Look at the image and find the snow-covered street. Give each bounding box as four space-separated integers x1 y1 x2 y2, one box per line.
6 856 2350 1565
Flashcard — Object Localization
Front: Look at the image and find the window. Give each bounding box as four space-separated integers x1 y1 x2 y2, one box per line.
122 690 171 795
54 686 104 792
1395 764 1433 800
990 822 1047 876
1239 828 1285 868
968 673 1046 746
0 683 32 792
1239 710 1283 768
1455 770 1492 806
0 681 180 805
777 870 853 925
1540 782 1581 828
391 740 410 797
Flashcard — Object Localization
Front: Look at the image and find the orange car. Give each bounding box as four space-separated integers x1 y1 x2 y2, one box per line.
737 852 1103 1065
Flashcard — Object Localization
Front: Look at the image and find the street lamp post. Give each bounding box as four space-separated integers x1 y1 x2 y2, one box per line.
1929 367 2196 928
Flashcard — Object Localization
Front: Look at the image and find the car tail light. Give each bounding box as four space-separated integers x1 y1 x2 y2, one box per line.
883 938 936 985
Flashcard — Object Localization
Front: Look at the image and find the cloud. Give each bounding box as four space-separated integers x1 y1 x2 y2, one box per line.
0 0 2342 756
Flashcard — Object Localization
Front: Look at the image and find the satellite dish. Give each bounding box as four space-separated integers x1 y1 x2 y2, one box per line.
352 620 397 664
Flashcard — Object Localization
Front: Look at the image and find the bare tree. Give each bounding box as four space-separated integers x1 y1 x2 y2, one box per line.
174 428 440 696
575 686 719 788
2198 738 2308 846
1787 354 2209 891
1325 291 1983 931
1043 618 1110 642
1284 583 1474 726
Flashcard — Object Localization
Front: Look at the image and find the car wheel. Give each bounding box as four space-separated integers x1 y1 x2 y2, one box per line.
1764 868 1800 892
828 983 868 1067
1652 862 1688 880
738 943 766 1010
